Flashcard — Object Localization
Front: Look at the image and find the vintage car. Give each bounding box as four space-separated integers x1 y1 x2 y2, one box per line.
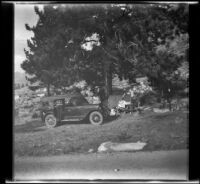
40 93 105 128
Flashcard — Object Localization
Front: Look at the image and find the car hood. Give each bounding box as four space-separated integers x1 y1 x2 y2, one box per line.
82 104 100 108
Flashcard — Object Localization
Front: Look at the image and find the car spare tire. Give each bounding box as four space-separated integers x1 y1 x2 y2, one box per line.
44 114 57 128
89 111 103 125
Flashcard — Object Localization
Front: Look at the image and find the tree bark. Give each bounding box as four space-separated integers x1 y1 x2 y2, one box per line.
99 60 112 117
47 83 50 96
167 98 172 111
108 65 113 95
104 61 112 98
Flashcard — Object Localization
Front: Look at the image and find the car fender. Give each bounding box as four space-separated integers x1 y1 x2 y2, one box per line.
75 104 99 116
86 108 105 120
41 110 54 122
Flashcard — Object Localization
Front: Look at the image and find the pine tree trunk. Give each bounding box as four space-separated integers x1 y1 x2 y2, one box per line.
167 98 172 111
104 61 112 98
166 88 172 111
47 83 50 96
100 61 112 117
108 66 112 95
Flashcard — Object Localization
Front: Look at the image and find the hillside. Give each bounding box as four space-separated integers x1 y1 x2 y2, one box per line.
14 110 188 156
15 72 27 84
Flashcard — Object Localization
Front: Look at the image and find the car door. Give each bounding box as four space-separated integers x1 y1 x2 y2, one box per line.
54 99 65 121
63 96 89 120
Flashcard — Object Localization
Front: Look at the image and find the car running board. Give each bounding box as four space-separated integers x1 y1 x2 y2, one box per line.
61 118 82 121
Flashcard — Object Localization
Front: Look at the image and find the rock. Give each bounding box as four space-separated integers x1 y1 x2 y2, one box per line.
110 109 116 116
114 169 120 172
98 142 113 152
142 106 151 112
153 108 169 113
88 148 94 153
98 141 147 152
118 100 131 109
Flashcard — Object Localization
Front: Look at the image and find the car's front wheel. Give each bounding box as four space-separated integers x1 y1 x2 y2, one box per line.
89 111 103 125
44 114 57 128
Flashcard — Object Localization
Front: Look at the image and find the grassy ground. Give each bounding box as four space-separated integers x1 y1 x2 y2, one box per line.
14 110 188 156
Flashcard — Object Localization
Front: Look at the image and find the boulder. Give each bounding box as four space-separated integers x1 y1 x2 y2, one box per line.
153 108 170 113
88 148 94 153
98 141 147 152
110 109 117 116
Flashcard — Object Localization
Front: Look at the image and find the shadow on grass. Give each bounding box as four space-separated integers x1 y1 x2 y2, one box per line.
57 119 88 127
14 115 121 133
57 115 120 127
14 118 87 133
104 115 120 124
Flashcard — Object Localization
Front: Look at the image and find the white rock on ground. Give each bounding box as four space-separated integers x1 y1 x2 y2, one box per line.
153 108 170 113
88 149 94 153
110 109 116 116
98 141 147 152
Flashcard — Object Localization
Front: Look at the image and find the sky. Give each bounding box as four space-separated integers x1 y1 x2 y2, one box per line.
14 4 43 73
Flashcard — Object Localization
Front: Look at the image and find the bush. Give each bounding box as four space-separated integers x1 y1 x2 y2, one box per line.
127 80 154 106
32 112 40 119
140 92 157 106
171 97 189 111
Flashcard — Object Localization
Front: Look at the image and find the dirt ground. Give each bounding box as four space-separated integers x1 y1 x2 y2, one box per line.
14 149 188 180
14 110 188 156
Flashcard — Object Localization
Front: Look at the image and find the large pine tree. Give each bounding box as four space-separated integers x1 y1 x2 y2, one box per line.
21 4 188 109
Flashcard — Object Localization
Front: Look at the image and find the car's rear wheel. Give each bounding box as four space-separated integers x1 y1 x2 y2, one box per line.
45 114 57 128
89 111 103 125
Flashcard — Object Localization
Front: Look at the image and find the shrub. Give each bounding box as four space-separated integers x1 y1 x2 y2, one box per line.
127 80 154 106
32 112 40 119
140 92 157 106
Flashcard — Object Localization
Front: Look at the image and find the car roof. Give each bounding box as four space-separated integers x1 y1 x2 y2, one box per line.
40 93 84 102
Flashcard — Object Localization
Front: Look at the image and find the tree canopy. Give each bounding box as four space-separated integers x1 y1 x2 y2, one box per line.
21 4 188 107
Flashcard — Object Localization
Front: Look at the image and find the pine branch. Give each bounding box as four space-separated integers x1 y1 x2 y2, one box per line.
100 46 119 62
